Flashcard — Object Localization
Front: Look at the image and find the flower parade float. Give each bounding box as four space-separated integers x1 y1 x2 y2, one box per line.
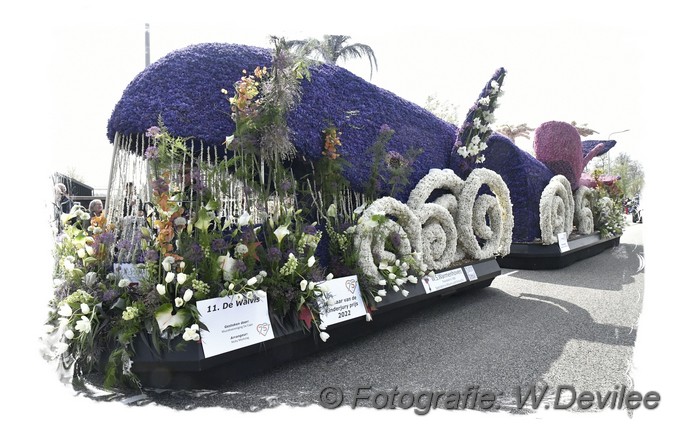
42 39 617 390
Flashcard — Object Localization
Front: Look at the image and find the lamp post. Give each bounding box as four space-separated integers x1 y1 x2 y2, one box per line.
606 129 630 174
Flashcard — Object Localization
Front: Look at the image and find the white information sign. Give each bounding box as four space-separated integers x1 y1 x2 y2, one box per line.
557 232 570 253
422 268 467 294
196 293 274 358
319 275 367 326
464 265 478 281
113 263 144 283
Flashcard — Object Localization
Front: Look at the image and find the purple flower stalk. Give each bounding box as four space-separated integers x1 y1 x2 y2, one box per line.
211 238 228 253
267 247 282 262
145 145 159 160
145 126 161 138
385 150 408 171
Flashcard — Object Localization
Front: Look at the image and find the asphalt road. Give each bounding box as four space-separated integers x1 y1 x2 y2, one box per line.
78 222 645 414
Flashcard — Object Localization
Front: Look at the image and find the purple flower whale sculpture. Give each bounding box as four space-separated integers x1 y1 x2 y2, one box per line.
107 42 616 243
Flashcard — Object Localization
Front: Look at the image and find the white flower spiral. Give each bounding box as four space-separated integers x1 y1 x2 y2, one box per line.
456 168 514 258
539 175 575 245
354 197 422 283
407 169 466 270
574 186 595 234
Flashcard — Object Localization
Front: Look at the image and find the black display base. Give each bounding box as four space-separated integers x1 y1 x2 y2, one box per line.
130 258 501 389
497 234 621 270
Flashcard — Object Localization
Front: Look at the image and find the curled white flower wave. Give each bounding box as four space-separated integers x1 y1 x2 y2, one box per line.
574 186 595 234
456 168 514 258
539 175 575 245
354 197 422 284
407 168 466 269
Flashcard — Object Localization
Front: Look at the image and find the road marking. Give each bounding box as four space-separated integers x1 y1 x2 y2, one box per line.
501 270 518 276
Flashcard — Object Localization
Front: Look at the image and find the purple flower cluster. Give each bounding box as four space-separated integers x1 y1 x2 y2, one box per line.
144 145 159 160
210 238 228 254
388 231 402 249
144 249 159 262
145 126 161 138
151 178 169 194
303 224 317 235
234 259 247 273
99 231 116 245
267 247 282 262
385 151 408 171
183 242 204 263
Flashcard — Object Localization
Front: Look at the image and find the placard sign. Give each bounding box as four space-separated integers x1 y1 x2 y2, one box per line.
319 275 367 326
464 265 478 281
113 263 144 283
422 268 467 294
196 293 274 358
557 232 570 253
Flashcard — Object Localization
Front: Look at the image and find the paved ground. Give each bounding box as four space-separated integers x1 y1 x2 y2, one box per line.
77 223 645 415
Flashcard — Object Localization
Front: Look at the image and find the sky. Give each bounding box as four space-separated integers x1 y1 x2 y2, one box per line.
38 3 643 190
2 1 679 425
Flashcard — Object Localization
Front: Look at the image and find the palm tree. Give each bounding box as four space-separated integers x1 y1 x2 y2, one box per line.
286 35 378 79
497 123 535 143
570 121 599 137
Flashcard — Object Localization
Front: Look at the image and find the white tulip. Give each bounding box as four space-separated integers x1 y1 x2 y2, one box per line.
156 284 166 295
74 316 91 334
377 290 387 297
174 297 184 308
179 261 186 269
85 246 94 256
388 273 396 280
326 273 334 281
378 280 387 287
246 291 254 300
374 296 382 303
165 272 175 283
176 273 187 285
235 294 244 302
395 278 404 286
80 303 90 315
319 332 330 342
118 278 131 288
162 256 175 272
77 248 87 259
64 329 74 340
319 322 327 330
300 280 308 291
392 285 400 292
307 256 316 268
247 277 258 286
401 290 410 297
183 289 193 302
255 290 267 299
58 304 72 318
407 276 418 284
365 312 373 322
228 282 235 291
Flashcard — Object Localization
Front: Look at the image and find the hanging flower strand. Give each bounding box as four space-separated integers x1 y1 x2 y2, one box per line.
454 67 507 167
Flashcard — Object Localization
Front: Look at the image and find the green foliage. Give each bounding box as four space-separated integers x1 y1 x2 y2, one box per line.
611 152 645 198
591 169 626 238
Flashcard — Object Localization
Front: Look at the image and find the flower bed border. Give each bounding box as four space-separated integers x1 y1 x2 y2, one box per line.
496 234 621 270
128 258 500 389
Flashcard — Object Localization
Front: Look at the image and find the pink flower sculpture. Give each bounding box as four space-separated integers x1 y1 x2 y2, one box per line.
534 121 604 190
